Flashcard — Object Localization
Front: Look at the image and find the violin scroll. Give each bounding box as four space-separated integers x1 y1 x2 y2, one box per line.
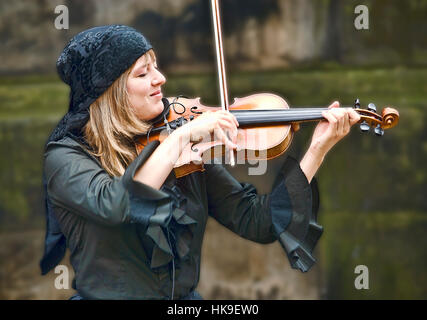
353 98 399 135
382 107 400 129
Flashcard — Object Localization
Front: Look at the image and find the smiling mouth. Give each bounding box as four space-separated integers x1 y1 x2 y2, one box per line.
150 90 162 96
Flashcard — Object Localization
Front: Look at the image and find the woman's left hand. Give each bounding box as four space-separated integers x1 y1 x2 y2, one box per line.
300 101 360 183
309 101 361 157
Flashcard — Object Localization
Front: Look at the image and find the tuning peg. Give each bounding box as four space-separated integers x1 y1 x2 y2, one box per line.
374 124 384 136
368 103 377 113
354 98 361 109
360 121 370 133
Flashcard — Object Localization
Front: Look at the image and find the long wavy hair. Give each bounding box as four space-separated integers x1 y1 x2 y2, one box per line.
84 50 156 177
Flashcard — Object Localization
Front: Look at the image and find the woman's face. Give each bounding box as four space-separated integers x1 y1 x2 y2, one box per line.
126 51 166 121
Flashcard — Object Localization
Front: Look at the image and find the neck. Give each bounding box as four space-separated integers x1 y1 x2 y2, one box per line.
230 108 328 126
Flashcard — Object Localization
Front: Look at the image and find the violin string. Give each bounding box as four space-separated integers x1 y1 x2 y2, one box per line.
231 108 377 124
231 109 327 117
231 109 328 126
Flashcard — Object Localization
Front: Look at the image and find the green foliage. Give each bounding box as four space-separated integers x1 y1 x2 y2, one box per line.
0 118 57 228
0 75 68 119
165 67 427 109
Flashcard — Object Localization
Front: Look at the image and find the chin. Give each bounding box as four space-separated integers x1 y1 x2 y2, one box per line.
155 100 165 113
145 101 164 121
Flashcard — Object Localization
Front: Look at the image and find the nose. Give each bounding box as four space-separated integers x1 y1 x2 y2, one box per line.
152 69 166 86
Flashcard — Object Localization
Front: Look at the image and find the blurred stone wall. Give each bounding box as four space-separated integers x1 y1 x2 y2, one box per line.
2 0 425 75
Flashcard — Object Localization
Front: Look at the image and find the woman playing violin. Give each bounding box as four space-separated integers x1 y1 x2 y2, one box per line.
40 25 360 300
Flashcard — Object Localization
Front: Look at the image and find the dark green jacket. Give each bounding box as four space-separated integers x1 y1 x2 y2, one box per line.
44 135 322 299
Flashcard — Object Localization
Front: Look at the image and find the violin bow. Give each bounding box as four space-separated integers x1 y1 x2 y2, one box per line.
209 0 399 146
210 0 236 166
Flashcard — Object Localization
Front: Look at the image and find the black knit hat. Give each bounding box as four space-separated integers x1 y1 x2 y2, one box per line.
51 24 153 142
40 25 153 275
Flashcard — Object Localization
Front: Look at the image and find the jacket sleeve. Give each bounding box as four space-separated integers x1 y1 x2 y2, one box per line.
205 163 276 244
44 139 170 227
205 156 323 272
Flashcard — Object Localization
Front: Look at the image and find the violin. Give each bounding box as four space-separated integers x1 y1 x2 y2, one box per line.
136 94 399 178
136 0 399 178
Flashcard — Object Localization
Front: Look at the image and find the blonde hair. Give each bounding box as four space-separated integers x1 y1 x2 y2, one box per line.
84 50 156 177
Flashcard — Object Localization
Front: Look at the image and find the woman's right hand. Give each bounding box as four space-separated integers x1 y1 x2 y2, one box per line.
134 110 238 189
177 110 239 150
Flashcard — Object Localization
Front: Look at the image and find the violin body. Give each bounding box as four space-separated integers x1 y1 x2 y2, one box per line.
136 93 299 178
